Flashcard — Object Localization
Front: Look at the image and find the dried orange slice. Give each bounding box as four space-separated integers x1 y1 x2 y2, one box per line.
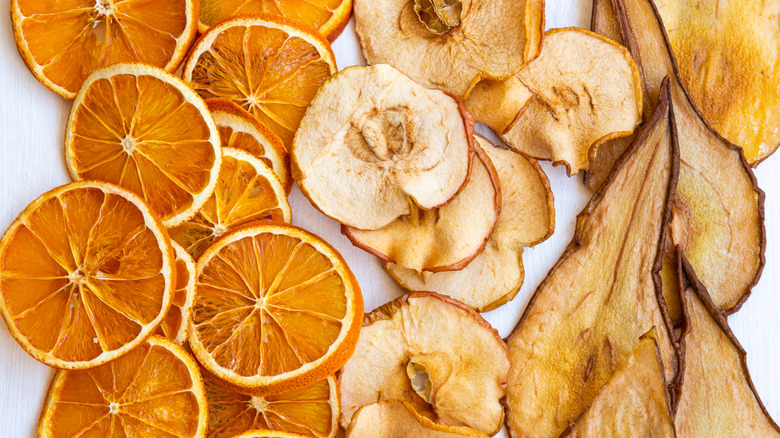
182 15 337 151
208 99 291 193
206 374 338 438
0 181 174 369
198 0 353 42
11 0 198 99
169 148 292 260
189 223 363 396
66 63 222 228
38 335 208 438
157 242 197 345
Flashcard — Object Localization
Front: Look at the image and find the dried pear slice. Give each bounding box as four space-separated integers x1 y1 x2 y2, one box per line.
583 0 637 192
339 292 510 435
501 28 643 175
675 256 780 436
611 0 765 314
346 401 489 438
656 0 780 164
344 143 500 273
353 0 544 98
292 65 473 231
385 136 554 312
563 330 675 437
505 81 678 438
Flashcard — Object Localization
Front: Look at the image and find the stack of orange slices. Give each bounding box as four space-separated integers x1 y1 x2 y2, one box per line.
3 1 361 437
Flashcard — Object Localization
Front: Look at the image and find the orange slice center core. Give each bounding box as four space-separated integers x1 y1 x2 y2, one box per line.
250 396 269 412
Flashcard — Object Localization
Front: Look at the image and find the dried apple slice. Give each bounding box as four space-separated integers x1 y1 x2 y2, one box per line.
563 330 675 437
504 81 678 438
344 143 500 273
292 65 473 231
675 256 780 436
465 77 534 135
339 292 510 435
346 401 489 438
610 0 765 314
353 0 544 98
385 136 554 311
655 0 780 164
499 27 642 175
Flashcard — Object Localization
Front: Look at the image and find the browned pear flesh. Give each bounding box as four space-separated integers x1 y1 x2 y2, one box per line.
655 0 780 164
344 143 500 273
564 330 675 437
609 0 765 315
346 401 489 438
505 81 677 438
353 0 544 98
338 292 509 435
385 135 554 311
675 257 780 437
292 65 473 231
501 28 643 175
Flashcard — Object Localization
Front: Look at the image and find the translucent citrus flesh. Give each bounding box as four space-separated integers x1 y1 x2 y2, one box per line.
219 125 279 175
193 232 348 377
41 339 204 438
69 73 218 223
206 375 336 438
15 0 191 96
0 187 169 364
157 250 193 343
200 0 344 34
169 154 289 260
188 23 334 149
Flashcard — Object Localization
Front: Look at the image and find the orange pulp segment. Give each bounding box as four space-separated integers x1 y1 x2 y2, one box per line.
0 181 174 369
169 148 292 260
157 242 197 345
183 15 337 151
198 0 353 41
38 335 208 438
11 0 198 99
66 63 222 228
206 375 338 438
189 223 363 396
207 99 291 193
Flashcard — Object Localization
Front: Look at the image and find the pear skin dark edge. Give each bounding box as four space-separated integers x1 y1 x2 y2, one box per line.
610 0 766 315
674 250 780 432
505 77 678 342
503 81 680 437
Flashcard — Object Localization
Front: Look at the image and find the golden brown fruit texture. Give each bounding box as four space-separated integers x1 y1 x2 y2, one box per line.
607 0 765 317
384 135 554 312
505 81 678 438
563 330 675 437
344 144 500 273
674 257 780 437
346 401 490 438
205 373 338 438
499 28 643 175
655 0 780 165
353 0 544 98
292 65 473 231
338 292 509 436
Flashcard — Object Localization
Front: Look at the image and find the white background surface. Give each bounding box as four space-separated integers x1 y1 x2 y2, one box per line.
0 1 778 437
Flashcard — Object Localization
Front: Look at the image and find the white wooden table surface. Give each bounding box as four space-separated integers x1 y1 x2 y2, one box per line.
1 1 778 437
